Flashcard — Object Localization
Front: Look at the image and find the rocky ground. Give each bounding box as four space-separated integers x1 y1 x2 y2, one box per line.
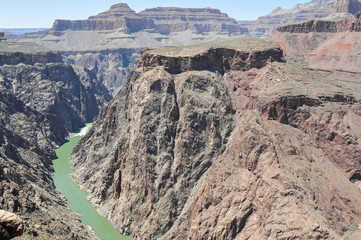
0 33 109 239
71 35 361 239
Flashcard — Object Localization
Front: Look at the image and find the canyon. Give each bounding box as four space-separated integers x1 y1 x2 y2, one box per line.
71 35 361 239
2 0 361 239
0 32 110 239
20 3 240 94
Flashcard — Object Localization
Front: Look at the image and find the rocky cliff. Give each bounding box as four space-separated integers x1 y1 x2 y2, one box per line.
0 34 62 65
20 3 241 94
269 12 361 73
0 63 111 132
0 33 110 239
0 32 112 132
277 12 361 33
239 0 336 38
62 48 140 94
333 0 361 14
51 3 154 33
71 35 361 239
0 88 98 239
138 7 240 35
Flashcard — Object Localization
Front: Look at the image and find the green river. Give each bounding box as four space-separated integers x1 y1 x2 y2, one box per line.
52 124 132 240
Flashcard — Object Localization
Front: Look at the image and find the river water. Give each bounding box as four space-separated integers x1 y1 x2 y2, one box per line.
52 124 132 240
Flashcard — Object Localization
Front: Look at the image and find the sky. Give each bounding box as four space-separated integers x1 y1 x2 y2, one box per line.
0 0 311 28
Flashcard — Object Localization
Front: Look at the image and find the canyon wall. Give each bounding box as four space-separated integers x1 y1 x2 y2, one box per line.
239 0 336 38
0 33 110 239
269 12 361 73
20 3 241 94
72 35 361 239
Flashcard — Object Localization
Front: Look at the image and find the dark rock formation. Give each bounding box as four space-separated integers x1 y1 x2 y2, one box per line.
0 63 111 132
239 0 336 38
0 34 111 131
0 34 109 239
141 37 283 73
71 35 361 239
0 51 62 65
0 89 97 239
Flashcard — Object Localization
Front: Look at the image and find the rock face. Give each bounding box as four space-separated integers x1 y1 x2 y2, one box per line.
333 0 361 14
138 7 240 35
269 12 361 73
62 48 140 94
277 12 361 33
239 0 336 38
51 3 153 32
20 3 241 94
0 210 24 239
0 89 98 239
71 35 361 239
0 63 111 132
0 33 109 239
0 33 62 65
0 32 112 132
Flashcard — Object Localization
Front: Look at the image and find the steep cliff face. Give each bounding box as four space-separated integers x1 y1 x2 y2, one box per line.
62 48 140 94
72 35 361 239
0 63 111 132
277 12 361 33
51 3 154 33
20 4 241 94
0 89 98 239
0 34 109 239
0 33 62 65
138 7 240 35
239 0 336 38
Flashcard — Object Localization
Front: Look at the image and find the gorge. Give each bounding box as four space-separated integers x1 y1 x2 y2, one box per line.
2 0 361 239
71 35 361 239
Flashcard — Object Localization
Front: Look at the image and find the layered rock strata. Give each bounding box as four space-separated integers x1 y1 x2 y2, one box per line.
20 3 241 94
0 33 61 65
277 12 361 33
138 7 240 35
270 12 361 73
239 0 336 38
72 35 361 239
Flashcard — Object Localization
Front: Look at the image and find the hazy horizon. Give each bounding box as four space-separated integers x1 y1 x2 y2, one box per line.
0 0 310 28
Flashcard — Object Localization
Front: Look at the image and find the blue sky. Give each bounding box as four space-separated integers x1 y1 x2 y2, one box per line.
0 0 310 28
